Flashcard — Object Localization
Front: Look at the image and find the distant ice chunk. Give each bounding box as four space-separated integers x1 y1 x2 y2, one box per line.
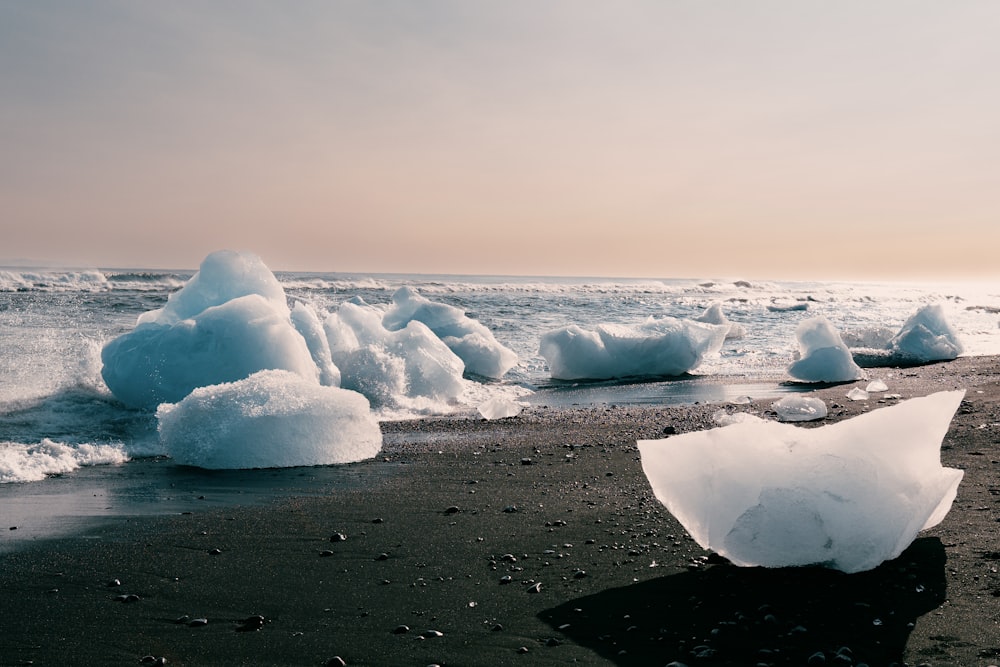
866 379 889 392
713 411 767 427
540 317 727 381
889 304 963 362
695 302 746 340
786 317 864 383
772 395 828 422
383 287 518 379
847 387 870 401
157 370 381 469
849 304 963 367
325 300 467 412
477 396 523 420
638 391 965 573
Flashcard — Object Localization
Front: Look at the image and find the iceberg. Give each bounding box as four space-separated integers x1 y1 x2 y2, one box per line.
101 251 320 409
382 287 518 379
786 316 864 383
638 391 965 573
849 304 963 367
157 370 381 469
325 299 467 411
695 302 746 340
539 317 727 381
889 304 963 362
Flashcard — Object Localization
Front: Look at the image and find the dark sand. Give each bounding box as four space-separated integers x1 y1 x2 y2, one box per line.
2 357 999 666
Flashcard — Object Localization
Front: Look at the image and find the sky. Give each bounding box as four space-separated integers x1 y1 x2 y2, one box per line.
2 1 998 280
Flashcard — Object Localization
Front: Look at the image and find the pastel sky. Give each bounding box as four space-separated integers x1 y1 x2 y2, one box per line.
2 1 998 280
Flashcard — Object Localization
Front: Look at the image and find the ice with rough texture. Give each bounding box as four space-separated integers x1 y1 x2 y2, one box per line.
102 251 318 409
157 370 381 469
695 302 746 340
786 316 864 383
889 304 963 362
540 317 727 381
290 301 341 387
325 300 467 411
477 396 523 420
382 287 518 379
772 395 828 422
638 391 965 573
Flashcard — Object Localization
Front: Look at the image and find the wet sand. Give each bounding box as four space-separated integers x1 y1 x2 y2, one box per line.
1 357 999 666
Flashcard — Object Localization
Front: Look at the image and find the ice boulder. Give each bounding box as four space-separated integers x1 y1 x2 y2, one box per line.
382 287 518 379
772 395 828 422
101 251 318 409
695 302 746 340
290 301 341 387
157 370 382 469
540 317 727 381
638 391 965 573
786 316 864 383
477 396 523 420
325 300 467 412
888 304 963 363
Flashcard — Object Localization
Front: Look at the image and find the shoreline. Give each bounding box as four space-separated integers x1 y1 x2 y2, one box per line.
1 356 999 666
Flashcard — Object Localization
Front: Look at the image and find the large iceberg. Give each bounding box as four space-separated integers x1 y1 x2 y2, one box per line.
786 316 864 383
382 287 518 379
101 251 320 409
325 299 467 411
157 370 381 469
638 391 965 573
539 317 727 381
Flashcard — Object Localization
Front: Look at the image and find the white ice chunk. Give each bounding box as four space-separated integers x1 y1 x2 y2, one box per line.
786 317 864 383
325 300 467 411
638 391 965 573
291 301 341 387
847 387 870 401
157 370 382 469
383 287 518 379
772 395 828 422
477 396 523 420
137 249 288 326
889 304 963 363
539 317 727 381
866 379 889 392
102 294 319 409
695 302 746 340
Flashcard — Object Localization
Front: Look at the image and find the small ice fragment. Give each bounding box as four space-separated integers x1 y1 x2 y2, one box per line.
713 411 767 427
786 317 864 383
847 388 870 401
477 397 523 420
731 396 752 405
866 379 889 393
772 395 828 422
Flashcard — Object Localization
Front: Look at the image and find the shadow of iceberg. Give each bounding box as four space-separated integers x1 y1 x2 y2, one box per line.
540 537 946 666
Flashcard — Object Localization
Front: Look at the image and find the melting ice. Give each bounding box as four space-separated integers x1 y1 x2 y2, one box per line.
638 391 965 573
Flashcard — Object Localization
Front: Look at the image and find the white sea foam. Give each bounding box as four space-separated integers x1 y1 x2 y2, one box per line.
0 439 129 483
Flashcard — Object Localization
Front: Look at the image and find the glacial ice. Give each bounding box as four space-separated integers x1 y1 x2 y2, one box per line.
290 301 341 387
772 395 828 422
539 317 727 381
889 304 963 362
695 302 746 340
101 251 321 409
638 391 965 573
382 287 518 379
786 316 864 383
157 370 382 469
867 379 889 392
325 299 467 411
477 396 523 420
847 387 870 401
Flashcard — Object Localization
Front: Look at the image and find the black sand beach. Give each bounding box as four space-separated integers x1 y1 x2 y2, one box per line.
2 357 999 666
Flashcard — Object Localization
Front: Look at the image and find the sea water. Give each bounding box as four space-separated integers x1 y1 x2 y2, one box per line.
1 267 998 490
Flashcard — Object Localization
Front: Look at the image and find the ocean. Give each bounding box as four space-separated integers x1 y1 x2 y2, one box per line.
1 267 998 545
